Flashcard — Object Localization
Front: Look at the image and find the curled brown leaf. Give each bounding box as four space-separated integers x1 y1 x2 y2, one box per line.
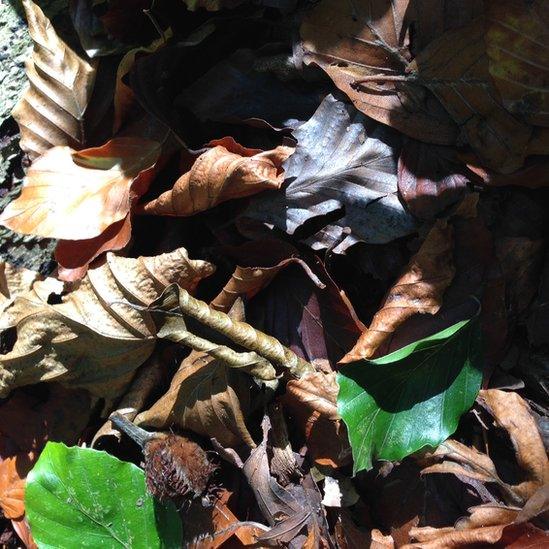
139 137 293 216
341 220 454 362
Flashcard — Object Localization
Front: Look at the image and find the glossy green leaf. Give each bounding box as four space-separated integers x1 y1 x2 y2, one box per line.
26 442 182 549
337 318 483 474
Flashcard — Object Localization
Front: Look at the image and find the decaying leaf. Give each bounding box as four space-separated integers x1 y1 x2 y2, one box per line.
13 0 96 160
299 0 459 144
421 389 549 506
245 95 418 252
139 137 292 217
135 351 255 449
479 389 549 501
0 138 161 241
485 0 549 127
282 372 350 468
398 140 469 220
0 248 214 402
412 18 533 173
210 239 323 313
113 31 172 133
341 220 454 362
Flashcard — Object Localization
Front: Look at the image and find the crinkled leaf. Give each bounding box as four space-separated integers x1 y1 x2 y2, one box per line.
244 95 417 252
13 0 96 161
25 442 181 548
139 137 292 217
0 249 214 402
338 318 483 473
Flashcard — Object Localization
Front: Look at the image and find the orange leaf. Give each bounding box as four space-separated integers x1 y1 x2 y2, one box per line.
0 137 161 240
0 455 28 519
139 136 293 216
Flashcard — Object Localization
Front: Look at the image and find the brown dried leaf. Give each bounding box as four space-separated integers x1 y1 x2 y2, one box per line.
282 372 350 468
0 248 214 402
299 0 458 144
398 140 469 220
135 351 255 449
412 18 532 173
0 138 161 241
113 31 173 133
13 0 96 161
479 389 549 501
341 220 454 362
139 137 293 216
485 0 549 127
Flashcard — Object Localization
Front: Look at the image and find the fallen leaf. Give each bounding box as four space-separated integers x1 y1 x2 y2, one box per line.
210 239 324 314
135 351 255 449
182 0 245 11
341 220 454 362
13 0 96 161
338 318 483 473
0 457 26 519
11 517 37 549
0 137 161 241
412 18 533 173
282 372 350 468
398 140 469 220
299 0 459 144
485 0 549 126
113 31 173 133
0 248 214 402
139 137 292 217
479 389 549 501
177 48 324 131
26 442 182 547
0 384 91 522
244 95 418 252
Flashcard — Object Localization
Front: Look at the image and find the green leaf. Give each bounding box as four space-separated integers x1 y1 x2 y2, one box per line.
25 442 182 549
337 318 483 474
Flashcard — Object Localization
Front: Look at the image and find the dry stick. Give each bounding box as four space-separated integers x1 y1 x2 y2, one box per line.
153 287 315 379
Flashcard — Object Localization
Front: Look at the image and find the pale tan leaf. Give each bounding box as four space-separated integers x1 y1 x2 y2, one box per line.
139 137 293 217
0 248 214 402
13 0 96 160
341 220 454 362
135 351 255 449
0 138 161 240
479 389 549 501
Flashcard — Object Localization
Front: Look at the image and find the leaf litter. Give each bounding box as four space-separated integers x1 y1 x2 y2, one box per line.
0 0 548 547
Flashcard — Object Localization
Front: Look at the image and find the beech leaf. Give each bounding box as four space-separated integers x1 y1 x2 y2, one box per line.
0 248 214 402
135 351 255 449
25 442 182 548
0 137 161 241
485 0 549 127
338 318 483 473
299 0 459 144
244 95 418 252
139 137 292 217
341 220 455 362
13 0 96 161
